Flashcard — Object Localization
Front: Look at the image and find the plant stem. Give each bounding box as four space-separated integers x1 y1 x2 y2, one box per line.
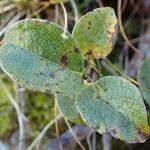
14 84 26 150
27 115 62 150
65 118 86 150
61 3 68 36
102 133 112 150
70 0 79 22
0 79 28 150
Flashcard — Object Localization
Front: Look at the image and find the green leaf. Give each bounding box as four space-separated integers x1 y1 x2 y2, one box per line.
56 94 83 124
0 43 84 97
75 76 150 143
4 19 83 72
138 58 150 106
72 7 118 59
51 0 69 4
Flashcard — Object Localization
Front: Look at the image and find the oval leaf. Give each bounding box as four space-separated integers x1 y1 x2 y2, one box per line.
138 58 150 106
4 19 83 72
72 7 118 59
56 94 83 124
75 76 150 143
0 43 84 97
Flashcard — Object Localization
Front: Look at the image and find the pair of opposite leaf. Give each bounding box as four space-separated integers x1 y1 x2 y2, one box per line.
0 7 149 143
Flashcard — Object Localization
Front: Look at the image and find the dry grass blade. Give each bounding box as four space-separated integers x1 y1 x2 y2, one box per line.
96 0 104 7
27 115 62 150
105 58 140 85
61 3 68 35
0 0 10 6
55 4 59 24
0 4 16 14
28 1 51 18
54 97 63 150
64 119 86 150
121 0 128 14
70 0 79 22
0 79 28 150
117 0 143 57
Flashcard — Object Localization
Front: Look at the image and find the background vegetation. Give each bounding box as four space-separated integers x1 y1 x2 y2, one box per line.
0 0 150 149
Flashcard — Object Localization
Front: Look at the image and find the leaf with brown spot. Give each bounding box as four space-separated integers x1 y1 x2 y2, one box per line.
74 48 81 54
60 55 68 66
4 19 83 72
72 7 118 59
0 43 84 97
